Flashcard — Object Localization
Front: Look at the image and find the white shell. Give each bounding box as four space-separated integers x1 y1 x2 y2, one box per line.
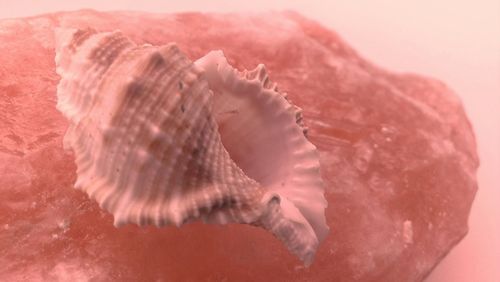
55 28 329 266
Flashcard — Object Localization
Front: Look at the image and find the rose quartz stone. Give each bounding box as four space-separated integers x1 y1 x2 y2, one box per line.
0 10 478 281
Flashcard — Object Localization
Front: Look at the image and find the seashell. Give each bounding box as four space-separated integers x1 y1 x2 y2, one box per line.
54 28 329 266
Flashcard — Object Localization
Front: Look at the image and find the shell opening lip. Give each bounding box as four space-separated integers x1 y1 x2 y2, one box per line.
195 50 329 258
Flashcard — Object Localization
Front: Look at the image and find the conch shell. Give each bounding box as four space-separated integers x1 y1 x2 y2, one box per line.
54 28 329 266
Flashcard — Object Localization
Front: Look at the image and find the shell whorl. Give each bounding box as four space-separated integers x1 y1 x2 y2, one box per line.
55 28 329 266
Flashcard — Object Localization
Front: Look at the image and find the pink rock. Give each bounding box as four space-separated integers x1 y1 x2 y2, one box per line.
0 10 478 281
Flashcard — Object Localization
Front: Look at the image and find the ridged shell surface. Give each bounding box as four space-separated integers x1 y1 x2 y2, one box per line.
55 28 329 266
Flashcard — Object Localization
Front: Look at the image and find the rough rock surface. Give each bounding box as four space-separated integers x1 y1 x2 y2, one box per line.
0 10 478 281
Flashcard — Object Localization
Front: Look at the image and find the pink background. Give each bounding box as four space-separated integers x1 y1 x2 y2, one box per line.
1 1 499 281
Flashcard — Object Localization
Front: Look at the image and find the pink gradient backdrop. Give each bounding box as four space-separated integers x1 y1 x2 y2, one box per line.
1 1 499 281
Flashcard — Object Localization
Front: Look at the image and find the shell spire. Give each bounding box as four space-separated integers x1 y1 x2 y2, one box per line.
55 28 329 266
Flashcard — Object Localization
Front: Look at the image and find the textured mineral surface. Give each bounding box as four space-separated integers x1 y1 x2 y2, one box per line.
0 10 478 281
